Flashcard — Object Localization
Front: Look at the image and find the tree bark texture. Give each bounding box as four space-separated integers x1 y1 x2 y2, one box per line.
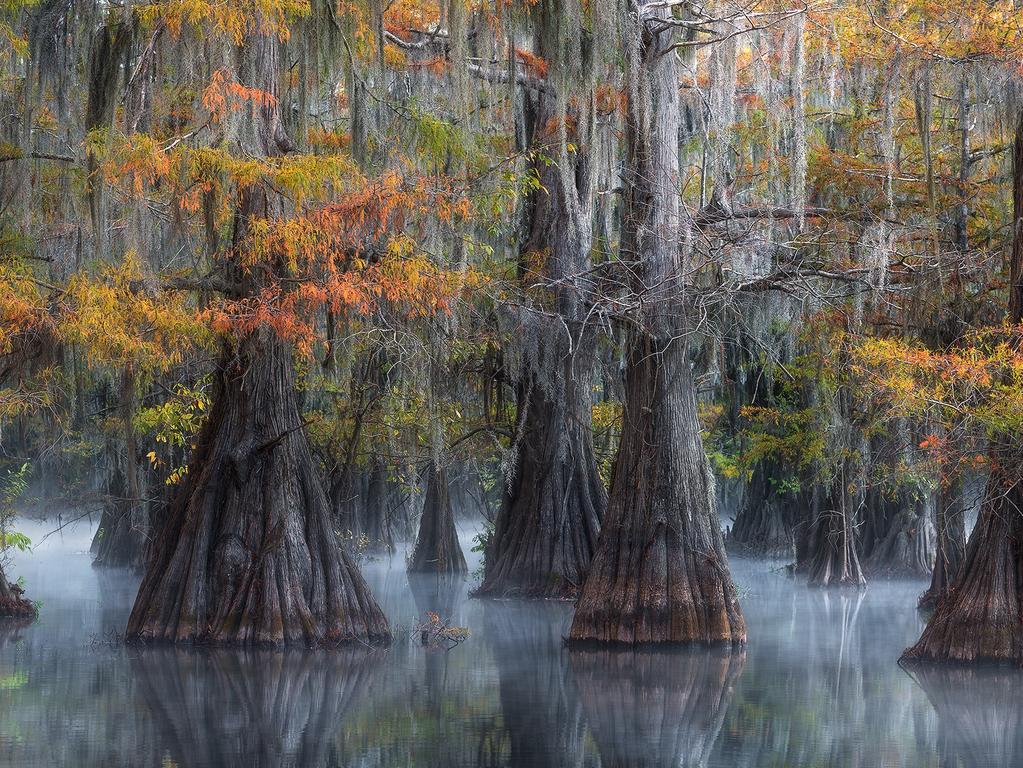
479 0 606 599
919 480 968 610
408 463 467 574
127 333 392 646
569 2 745 645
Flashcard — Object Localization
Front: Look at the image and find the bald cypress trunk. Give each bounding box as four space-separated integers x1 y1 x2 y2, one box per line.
93 367 145 569
863 487 934 579
478 0 605 599
569 3 745 645
727 457 797 558
408 464 467 575
126 30 389 647
804 468 867 588
919 478 967 609
902 110 1023 664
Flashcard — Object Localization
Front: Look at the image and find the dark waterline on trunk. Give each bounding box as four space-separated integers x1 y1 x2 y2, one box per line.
2 514 1022 767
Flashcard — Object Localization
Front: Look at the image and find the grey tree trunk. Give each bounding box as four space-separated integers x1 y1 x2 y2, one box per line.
408 463 467 575
126 29 390 647
479 0 606 599
569 1 745 645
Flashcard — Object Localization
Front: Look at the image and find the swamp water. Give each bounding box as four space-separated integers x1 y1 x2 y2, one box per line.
1 516 1021 767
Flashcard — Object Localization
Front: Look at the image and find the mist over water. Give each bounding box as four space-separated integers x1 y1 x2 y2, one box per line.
1 516 1020 767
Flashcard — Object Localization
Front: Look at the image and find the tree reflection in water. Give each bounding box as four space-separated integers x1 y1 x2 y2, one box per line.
908 664 1023 768
570 647 745 767
132 647 382 768
485 601 591 768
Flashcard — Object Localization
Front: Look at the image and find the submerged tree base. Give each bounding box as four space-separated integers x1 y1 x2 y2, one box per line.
901 469 1023 666
126 333 392 648
0 567 35 619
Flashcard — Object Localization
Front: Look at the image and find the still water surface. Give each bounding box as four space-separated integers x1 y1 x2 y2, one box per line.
1 516 1021 767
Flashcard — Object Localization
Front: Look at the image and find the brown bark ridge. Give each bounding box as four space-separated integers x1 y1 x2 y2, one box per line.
919 478 967 609
0 562 35 618
570 647 745 766
901 462 1023 664
568 1 745 646
902 109 1023 664
477 1 606 600
127 332 391 646
408 463 467 575
127 30 390 646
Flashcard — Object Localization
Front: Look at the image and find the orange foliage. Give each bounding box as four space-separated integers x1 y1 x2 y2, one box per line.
202 69 277 123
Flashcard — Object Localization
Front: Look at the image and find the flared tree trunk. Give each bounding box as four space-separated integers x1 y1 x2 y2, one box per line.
863 489 934 578
361 459 396 553
727 457 797 557
804 470 867 588
127 333 391 645
127 29 390 646
570 648 745 767
408 463 467 575
902 463 1023 663
478 1 606 599
902 110 1023 664
0 562 34 618
919 478 967 609
92 368 146 568
798 370 867 587
569 2 745 646
91 463 145 569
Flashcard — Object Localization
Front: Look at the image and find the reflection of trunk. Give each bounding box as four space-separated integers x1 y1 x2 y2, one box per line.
727 457 796 557
408 464 467 574
919 478 967 609
863 489 934 578
408 573 464 618
133 647 382 768
480 1 606 599
0 562 34 618
92 368 146 568
570 648 745 767
908 665 1023 767
127 332 391 645
569 1 744 646
486 602 584 767
902 461 1023 663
